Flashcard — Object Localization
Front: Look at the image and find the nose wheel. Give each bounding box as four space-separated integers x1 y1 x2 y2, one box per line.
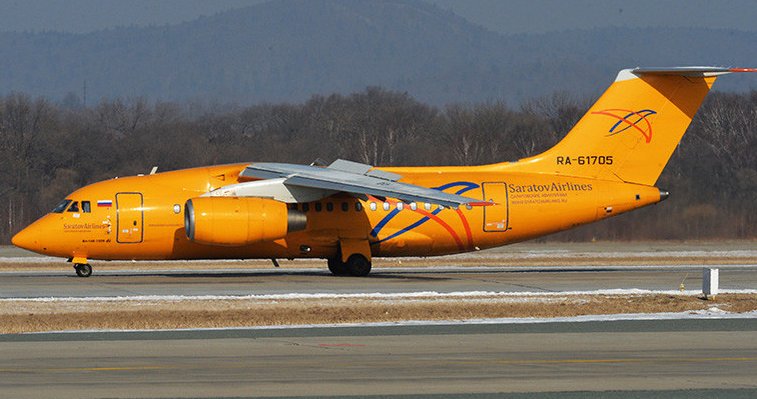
74 263 92 277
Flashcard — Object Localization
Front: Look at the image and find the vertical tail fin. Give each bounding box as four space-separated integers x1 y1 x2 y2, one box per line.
508 67 756 185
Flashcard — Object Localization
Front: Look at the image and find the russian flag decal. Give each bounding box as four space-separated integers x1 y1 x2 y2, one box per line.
97 200 113 207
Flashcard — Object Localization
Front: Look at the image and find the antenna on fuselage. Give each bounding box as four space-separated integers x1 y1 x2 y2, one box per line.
150 166 158 175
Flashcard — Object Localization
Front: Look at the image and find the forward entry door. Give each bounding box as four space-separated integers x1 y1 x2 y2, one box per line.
116 192 144 243
482 182 509 232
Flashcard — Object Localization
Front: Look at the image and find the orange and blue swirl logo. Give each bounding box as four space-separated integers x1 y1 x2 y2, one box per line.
592 108 657 143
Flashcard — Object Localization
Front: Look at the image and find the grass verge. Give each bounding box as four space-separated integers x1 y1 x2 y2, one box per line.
1 293 754 334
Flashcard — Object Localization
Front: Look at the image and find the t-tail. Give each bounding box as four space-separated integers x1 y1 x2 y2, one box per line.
503 67 756 186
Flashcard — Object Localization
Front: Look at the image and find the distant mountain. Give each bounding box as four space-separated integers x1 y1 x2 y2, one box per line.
1 0 755 105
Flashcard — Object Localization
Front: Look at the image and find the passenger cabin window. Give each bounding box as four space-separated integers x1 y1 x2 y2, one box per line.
369 202 377 211
424 203 432 211
355 202 363 211
341 202 348 212
52 199 72 213
67 201 80 212
396 203 404 211
315 203 322 212
302 203 310 212
382 202 390 211
410 202 417 211
326 202 334 212
82 201 91 213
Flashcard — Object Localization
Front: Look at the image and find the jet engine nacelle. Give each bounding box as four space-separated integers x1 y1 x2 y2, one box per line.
184 197 306 246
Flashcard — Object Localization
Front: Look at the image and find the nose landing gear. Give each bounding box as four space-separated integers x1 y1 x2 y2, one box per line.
74 263 92 277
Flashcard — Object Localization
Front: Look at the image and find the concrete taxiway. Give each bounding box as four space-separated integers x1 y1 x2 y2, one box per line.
1 319 756 398
0 265 755 298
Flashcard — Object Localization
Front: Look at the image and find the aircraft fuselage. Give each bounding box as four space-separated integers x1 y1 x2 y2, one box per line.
13 162 662 262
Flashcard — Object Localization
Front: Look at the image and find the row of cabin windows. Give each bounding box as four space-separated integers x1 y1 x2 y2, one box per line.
291 201 440 213
51 199 92 214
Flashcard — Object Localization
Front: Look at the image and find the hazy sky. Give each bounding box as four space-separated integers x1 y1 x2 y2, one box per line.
1 0 756 34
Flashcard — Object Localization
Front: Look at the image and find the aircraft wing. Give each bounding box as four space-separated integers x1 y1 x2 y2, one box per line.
223 159 481 208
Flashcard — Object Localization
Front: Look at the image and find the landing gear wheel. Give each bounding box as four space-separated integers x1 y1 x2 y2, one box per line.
345 254 371 277
327 258 349 276
74 263 92 278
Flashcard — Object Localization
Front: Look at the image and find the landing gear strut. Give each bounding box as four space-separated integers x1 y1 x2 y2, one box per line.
74 263 92 277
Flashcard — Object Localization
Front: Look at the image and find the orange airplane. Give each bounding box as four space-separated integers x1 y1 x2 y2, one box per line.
11 67 756 277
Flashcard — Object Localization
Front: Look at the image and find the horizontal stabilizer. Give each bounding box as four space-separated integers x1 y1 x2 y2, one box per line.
617 66 757 81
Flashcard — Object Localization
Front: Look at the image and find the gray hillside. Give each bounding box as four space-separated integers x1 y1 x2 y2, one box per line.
1 0 755 105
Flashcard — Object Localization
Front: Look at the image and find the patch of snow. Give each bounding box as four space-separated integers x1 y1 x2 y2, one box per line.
442 250 757 259
3 288 756 303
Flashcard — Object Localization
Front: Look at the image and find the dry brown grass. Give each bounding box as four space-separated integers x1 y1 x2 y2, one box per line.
1 294 754 334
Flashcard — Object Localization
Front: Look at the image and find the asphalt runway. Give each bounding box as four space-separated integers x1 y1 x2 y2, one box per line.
0 264 755 298
1 319 756 398
1 258 755 398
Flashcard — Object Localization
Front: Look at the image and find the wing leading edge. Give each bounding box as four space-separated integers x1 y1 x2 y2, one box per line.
206 159 483 208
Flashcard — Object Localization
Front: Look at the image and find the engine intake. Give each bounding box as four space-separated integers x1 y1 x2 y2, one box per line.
185 197 306 246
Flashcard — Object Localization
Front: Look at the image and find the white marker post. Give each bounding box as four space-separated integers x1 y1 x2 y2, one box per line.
703 268 719 300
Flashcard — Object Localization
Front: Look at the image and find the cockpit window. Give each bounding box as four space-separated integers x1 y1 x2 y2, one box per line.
81 201 91 213
67 201 80 213
52 200 72 213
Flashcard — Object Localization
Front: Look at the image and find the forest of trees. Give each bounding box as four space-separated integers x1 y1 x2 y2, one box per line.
0 87 755 243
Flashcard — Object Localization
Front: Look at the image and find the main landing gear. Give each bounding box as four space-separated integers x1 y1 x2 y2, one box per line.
328 238 373 277
328 254 371 277
74 263 92 277
328 254 372 277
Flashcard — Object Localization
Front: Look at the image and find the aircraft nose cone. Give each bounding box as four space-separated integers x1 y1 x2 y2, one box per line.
11 227 36 251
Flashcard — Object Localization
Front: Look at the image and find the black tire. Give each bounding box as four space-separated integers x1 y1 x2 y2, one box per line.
345 254 371 277
327 258 349 276
75 263 92 278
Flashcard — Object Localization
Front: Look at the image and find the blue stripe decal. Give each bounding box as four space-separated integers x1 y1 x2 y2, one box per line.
370 208 400 237
370 181 479 243
435 181 479 192
376 207 442 243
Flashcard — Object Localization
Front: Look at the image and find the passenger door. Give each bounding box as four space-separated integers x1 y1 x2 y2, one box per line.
116 193 144 243
482 182 509 232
